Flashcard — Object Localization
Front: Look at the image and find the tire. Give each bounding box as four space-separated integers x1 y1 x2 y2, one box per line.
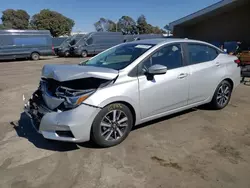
31 52 40 61
64 51 70 57
81 50 88 58
210 80 232 110
91 103 133 147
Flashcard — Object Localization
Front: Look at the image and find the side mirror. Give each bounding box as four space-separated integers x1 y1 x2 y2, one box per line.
148 64 167 75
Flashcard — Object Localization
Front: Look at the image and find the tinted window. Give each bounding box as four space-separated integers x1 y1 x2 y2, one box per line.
14 37 47 45
188 44 218 64
143 44 183 70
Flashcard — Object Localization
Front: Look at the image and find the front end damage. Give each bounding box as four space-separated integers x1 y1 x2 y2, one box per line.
24 64 118 142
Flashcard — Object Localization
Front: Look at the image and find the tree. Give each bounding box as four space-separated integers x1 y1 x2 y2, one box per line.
94 18 117 32
137 15 165 34
0 24 5 29
1 9 30 29
117 16 137 34
137 15 148 34
30 9 74 37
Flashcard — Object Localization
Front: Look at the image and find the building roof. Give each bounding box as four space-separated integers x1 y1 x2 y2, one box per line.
169 0 247 30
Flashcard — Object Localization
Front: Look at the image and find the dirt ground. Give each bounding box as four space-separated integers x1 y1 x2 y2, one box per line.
0 57 250 188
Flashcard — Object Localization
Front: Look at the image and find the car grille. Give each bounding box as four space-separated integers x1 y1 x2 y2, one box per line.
28 90 52 130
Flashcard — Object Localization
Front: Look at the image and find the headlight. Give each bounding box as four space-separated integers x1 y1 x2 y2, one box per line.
63 94 90 109
55 86 95 110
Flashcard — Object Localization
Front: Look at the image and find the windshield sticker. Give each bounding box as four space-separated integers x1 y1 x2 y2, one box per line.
135 45 152 49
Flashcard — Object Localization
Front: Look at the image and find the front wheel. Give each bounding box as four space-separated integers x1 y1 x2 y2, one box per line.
210 80 232 110
91 103 133 147
81 50 88 58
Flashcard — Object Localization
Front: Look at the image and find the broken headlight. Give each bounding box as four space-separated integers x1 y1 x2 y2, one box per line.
55 86 95 109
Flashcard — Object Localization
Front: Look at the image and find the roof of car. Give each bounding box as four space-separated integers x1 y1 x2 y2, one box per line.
128 38 206 45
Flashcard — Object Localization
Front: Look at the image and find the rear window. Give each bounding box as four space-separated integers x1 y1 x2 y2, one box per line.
188 44 219 65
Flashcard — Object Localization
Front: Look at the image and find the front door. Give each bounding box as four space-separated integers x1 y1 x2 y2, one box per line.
138 43 190 119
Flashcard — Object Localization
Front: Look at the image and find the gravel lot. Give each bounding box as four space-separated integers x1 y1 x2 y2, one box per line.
0 57 250 188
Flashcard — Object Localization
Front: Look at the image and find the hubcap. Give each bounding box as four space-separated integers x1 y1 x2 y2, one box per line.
33 54 38 59
82 52 86 57
217 84 230 106
100 110 128 141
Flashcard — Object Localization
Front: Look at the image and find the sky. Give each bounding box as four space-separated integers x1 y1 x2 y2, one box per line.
0 0 219 32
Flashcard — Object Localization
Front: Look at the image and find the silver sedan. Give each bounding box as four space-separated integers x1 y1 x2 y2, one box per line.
24 38 241 147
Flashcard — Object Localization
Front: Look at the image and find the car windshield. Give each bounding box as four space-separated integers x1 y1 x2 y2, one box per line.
79 43 154 70
60 36 73 47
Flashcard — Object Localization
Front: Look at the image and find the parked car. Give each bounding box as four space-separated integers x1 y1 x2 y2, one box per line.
69 32 124 57
0 30 53 60
24 38 241 147
54 34 86 57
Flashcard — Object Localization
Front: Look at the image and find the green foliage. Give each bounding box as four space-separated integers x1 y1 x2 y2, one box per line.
137 15 165 34
0 24 5 29
117 16 137 34
137 15 148 34
1 9 30 29
30 9 74 37
94 18 117 32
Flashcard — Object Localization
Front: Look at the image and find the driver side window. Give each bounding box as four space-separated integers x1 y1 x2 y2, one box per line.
143 44 183 70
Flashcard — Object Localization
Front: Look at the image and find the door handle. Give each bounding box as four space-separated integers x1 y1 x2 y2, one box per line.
178 73 188 79
215 62 220 67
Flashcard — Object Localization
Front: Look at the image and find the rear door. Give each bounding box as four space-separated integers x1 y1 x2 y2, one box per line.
185 43 225 104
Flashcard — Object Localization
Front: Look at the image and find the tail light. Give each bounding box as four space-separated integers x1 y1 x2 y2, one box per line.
234 59 241 64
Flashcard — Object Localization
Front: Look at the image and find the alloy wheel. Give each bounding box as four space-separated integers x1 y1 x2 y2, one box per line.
216 83 230 106
100 110 128 141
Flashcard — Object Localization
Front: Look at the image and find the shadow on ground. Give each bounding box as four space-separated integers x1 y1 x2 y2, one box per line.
11 112 81 152
0 56 57 63
133 108 196 131
12 108 200 150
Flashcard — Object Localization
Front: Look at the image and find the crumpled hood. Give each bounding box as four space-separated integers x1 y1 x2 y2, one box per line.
41 64 119 82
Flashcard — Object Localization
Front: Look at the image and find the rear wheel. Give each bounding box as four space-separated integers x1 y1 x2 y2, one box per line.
210 80 232 109
81 50 88 58
91 103 133 147
31 52 40 61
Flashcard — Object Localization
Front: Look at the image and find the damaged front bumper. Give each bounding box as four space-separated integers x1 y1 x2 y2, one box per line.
24 92 101 143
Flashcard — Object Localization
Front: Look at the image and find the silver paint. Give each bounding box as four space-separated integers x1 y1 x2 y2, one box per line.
25 38 241 143
42 64 118 82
